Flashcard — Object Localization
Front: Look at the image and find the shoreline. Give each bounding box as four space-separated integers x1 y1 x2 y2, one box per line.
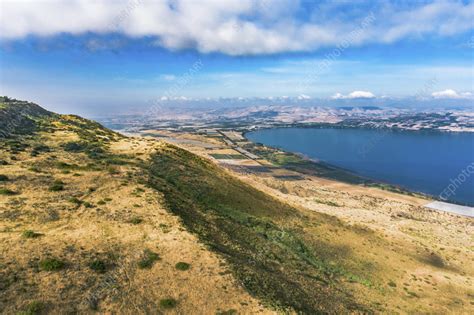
241 127 474 213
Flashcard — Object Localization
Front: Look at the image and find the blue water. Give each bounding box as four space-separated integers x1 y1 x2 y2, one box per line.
247 128 474 205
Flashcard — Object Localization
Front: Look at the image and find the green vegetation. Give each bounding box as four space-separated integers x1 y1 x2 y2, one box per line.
88 260 107 273
22 230 42 238
148 144 372 313
137 249 160 269
129 217 143 225
17 300 44 315
0 174 9 181
245 143 370 185
159 298 177 309
48 180 64 192
38 258 65 271
0 188 18 195
210 153 247 160
175 262 190 271
83 202 94 208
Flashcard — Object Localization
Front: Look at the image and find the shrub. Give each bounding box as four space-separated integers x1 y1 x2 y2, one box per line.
97 200 106 205
159 298 177 309
175 262 190 271
22 230 41 238
63 141 87 152
137 249 160 269
88 260 107 273
0 174 9 181
68 197 83 205
129 217 143 225
39 258 65 271
0 188 17 195
83 202 94 208
18 300 44 315
28 166 41 173
49 180 64 192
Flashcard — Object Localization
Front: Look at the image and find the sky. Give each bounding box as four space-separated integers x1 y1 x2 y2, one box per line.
0 0 473 116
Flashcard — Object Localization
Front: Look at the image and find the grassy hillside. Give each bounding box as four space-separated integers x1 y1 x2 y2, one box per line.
148 143 376 313
0 99 266 313
1 98 472 314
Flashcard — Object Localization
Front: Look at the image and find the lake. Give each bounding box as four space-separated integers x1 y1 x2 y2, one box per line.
246 128 474 206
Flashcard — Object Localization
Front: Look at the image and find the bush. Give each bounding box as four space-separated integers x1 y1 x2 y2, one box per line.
129 217 143 225
0 188 17 195
48 180 64 192
63 141 87 152
83 202 94 208
18 300 44 315
22 230 41 238
69 197 83 205
137 249 160 269
175 262 190 271
0 174 9 181
39 258 65 271
159 298 177 309
88 260 107 273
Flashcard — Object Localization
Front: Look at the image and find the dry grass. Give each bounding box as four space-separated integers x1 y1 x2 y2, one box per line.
0 131 269 314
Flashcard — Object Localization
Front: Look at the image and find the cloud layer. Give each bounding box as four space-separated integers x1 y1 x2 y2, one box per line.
332 91 376 99
432 89 473 99
1 0 473 55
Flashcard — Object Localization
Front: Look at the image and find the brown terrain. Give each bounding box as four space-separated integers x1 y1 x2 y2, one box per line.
1 99 473 314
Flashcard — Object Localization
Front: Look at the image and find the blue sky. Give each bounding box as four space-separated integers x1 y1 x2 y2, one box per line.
0 0 473 116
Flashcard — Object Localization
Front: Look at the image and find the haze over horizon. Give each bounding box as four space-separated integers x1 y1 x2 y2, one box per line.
0 0 473 116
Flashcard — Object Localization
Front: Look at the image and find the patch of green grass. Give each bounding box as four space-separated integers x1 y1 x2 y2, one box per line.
28 166 42 173
22 230 42 238
17 300 44 315
137 249 160 269
88 260 107 273
0 188 18 195
38 258 65 271
68 197 83 205
129 217 143 225
159 298 177 309
0 174 9 181
48 180 64 192
62 141 88 152
83 201 94 208
210 154 247 160
175 262 190 271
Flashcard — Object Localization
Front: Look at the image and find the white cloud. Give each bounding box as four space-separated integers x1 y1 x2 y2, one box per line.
432 89 473 99
297 94 311 100
332 91 376 99
0 0 473 55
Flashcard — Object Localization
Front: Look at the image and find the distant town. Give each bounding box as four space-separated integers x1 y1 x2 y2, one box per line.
98 105 474 134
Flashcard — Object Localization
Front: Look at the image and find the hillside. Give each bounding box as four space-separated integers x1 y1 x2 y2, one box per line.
1 98 473 314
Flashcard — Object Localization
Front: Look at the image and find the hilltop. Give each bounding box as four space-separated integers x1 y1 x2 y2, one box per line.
0 98 473 314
